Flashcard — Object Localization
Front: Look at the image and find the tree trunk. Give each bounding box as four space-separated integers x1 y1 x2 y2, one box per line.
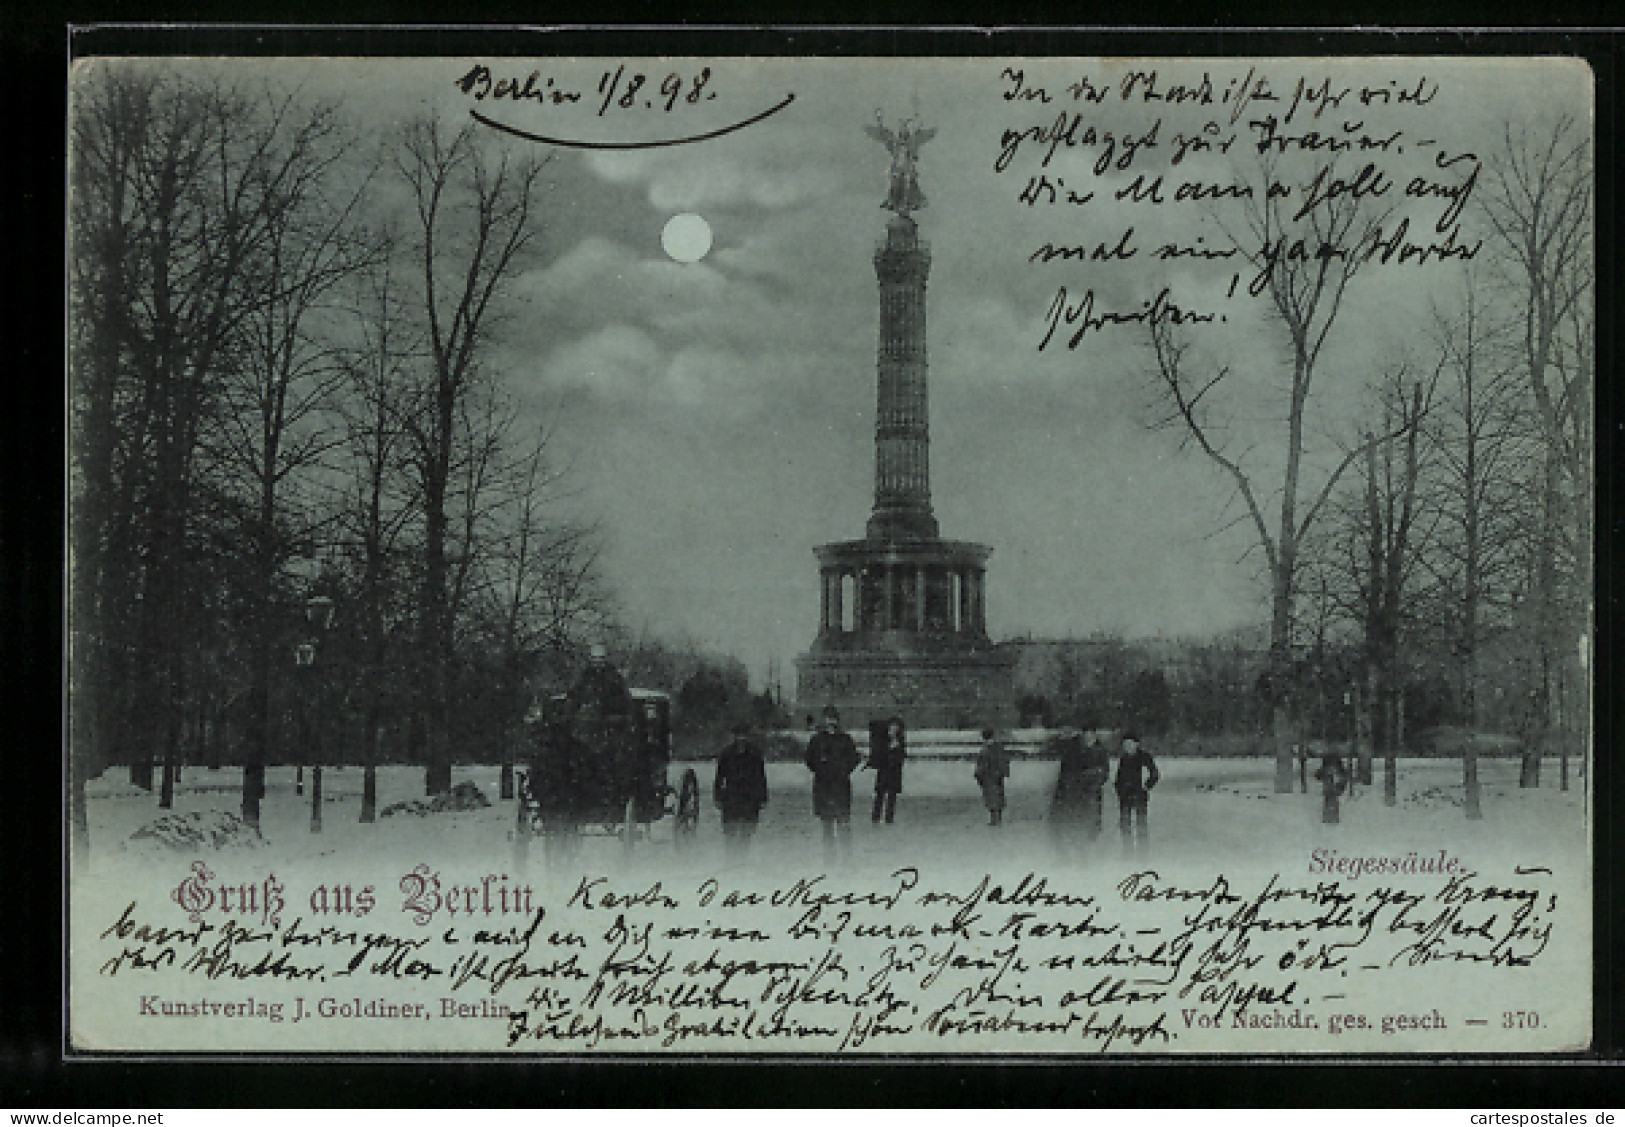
1520 748 1541 788
1521 681 1543 789
425 720 451 796
205 695 222 770
513 787 532 871
420 645 452 799
1321 786 1340 824
427 665 453 796
1272 705 1295 793
420 394 453 798
1354 685 1373 787
241 649 272 828
1463 746 1482 820
1395 690 1406 759
1556 670 1569 792
158 663 182 809
360 703 379 824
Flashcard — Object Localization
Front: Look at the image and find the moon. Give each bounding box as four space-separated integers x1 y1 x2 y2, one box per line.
661 213 713 263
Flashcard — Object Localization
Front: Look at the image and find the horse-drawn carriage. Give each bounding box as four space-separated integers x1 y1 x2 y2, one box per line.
516 661 700 849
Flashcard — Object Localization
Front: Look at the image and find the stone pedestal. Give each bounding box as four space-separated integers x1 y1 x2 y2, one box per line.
797 538 1016 729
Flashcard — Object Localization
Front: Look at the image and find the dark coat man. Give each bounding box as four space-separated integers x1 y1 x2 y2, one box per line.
714 730 769 824
1316 752 1349 824
570 646 634 719
1051 730 1110 836
806 713 862 821
1113 738 1160 799
530 719 592 831
867 717 907 823
869 718 907 792
974 729 1013 825
1114 734 1159 848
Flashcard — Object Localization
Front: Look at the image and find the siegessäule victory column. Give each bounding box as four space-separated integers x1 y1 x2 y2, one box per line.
796 115 1017 730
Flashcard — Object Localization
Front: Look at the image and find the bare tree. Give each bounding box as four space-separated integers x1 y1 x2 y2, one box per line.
1147 153 1396 790
1356 370 1438 794
334 240 422 822
69 67 364 843
396 119 547 795
1419 280 1534 732
446 380 517 647
199 90 367 823
1479 116 1593 786
1296 356 1441 795
469 418 609 797
69 66 152 854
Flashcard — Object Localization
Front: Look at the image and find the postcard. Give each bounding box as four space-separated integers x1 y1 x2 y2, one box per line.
67 47 1593 1055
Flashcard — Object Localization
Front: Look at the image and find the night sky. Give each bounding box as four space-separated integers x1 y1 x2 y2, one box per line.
75 55 1591 684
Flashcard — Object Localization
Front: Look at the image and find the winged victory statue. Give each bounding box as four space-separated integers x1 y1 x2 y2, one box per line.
864 111 936 215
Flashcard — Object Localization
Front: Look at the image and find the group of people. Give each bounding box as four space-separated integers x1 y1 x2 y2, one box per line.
1047 728 1160 852
712 707 1163 860
716 706 884 860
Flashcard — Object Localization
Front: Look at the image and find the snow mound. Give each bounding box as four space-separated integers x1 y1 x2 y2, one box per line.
127 810 265 852
1404 786 1465 809
1193 783 1271 800
380 780 491 818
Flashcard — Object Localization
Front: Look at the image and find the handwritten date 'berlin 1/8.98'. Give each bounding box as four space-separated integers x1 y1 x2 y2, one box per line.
455 63 718 117
453 62 799 152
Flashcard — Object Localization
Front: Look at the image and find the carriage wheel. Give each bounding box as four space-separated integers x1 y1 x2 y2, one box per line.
676 769 700 835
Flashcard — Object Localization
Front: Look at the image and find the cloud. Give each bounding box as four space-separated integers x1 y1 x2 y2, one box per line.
538 325 763 414
585 126 852 212
516 235 731 332
542 323 662 401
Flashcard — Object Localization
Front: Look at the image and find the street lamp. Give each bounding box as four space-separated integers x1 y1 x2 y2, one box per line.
299 594 335 832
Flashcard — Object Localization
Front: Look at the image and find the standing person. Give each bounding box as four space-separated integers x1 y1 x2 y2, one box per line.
1114 732 1159 852
713 722 769 857
974 728 1012 826
530 708 588 865
869 716 907 824
1051 729 1110 845
1315 751 1349 825
805 707 861 862
1080 732 1111 837
1049 728 1088 845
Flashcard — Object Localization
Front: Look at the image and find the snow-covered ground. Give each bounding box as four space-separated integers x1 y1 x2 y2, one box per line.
71 755 1591 1055
80 753 1588 880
